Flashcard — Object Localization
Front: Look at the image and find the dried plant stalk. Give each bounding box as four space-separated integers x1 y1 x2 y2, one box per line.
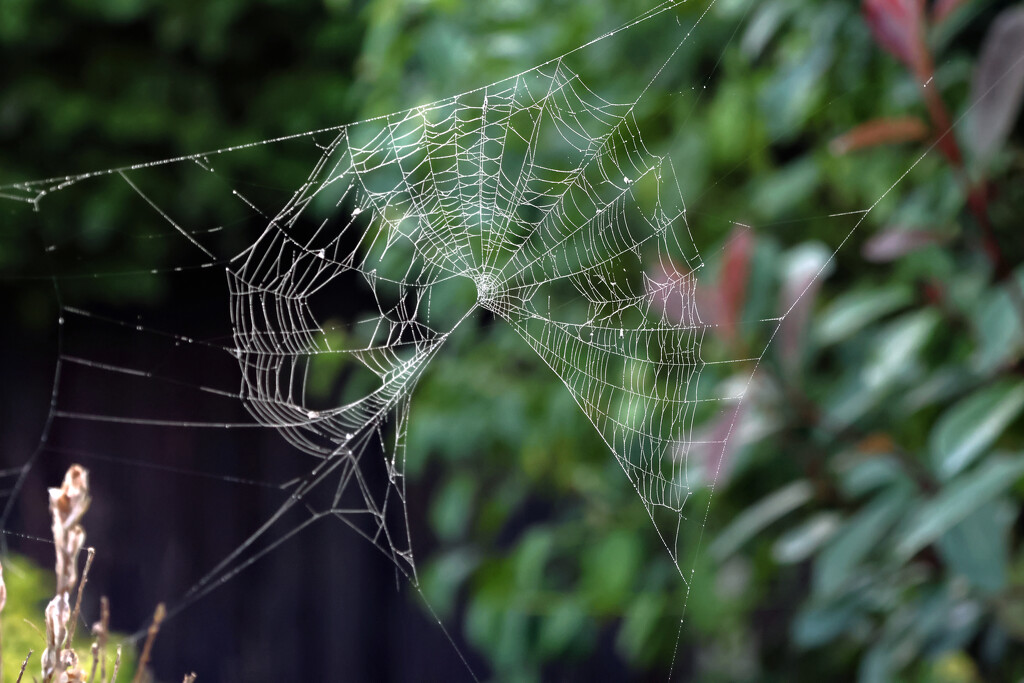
131 603 166 683
109 645 122 683
92 596 110 683
49 465 91 595
15 650 32 683
88 642 99 683
66 548 96 650
33 467 188 682
42 593 71 682
43 465 92 683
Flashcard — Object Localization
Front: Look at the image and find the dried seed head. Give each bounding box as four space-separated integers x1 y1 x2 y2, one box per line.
49 465 91 529
44 593 70 649
56 669 88 683
60 647 79 670
50 465 91 594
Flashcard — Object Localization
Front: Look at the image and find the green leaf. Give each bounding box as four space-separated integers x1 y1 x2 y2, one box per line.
835 456 910 499
709 82 761 165
420 548 480 616
793 594 867 648
970 270 1024 374
814 488 909 597
751 157 821 220
825 310 940 428
430 473 476 541
538 598 589 658
911 592 980 654
772 512 840 564
514 528 554 588
937 501 1014 594
862 310 940 389
740 0 796 60
759 42 832 141
580 530 641 610
899 367 973 416
930 380 1024 479
710 480 814 561
896 455 1024 559
616 592 665 662
858 641 895 683
814 285 913 346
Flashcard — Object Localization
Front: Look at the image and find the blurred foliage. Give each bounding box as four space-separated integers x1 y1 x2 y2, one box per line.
0 554 137 681
4 0 1024 681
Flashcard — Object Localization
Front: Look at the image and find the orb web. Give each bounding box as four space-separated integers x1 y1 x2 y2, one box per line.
227 59 708 583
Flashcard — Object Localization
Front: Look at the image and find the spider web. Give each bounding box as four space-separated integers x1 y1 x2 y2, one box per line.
0 0 883 677
224 56 711 580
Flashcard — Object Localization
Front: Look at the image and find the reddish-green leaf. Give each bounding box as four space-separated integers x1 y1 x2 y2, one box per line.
719 224 754 343
861 227 947 262
863 0 928 76
830 117 929 155
932 0 971 26
969 6 1024 163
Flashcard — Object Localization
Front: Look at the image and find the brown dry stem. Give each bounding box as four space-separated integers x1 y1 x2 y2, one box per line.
66 547 96 651
15 650 32 683
109 645 122 683
131 603 166 683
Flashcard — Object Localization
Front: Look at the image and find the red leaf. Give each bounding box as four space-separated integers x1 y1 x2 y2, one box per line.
649 229 753 345
830 116 929 155
863 0 928 76
718 224 753 344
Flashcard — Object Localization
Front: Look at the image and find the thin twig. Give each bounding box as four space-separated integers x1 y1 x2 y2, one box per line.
131 603 166 683
96 596 110 683
109 644 122 683
88 642 99 683
15 650 32 683
66 547 96 649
